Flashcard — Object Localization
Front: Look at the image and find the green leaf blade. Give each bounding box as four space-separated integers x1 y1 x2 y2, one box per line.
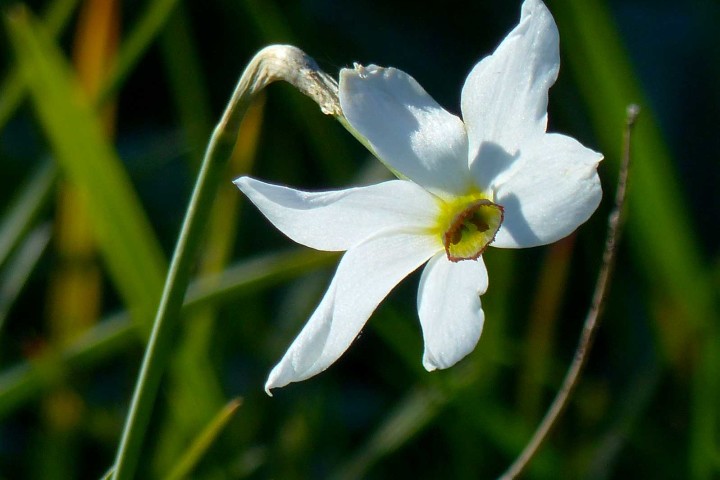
5 7 166 324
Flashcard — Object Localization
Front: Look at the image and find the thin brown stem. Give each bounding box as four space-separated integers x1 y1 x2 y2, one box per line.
499 104 640 480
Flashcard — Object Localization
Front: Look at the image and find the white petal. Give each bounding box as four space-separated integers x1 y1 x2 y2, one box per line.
265 229 440 393
461 0 560 188
339 65 470 197
492 133 603 248
235 177 439 251
417 253 488 371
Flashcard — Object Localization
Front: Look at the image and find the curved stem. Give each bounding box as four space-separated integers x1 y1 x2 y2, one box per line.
111 45 340 480
499 104 639 480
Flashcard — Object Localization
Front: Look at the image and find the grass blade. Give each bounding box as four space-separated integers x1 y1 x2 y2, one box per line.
165 398 243 480
550 0 719 476
0 161 56 271
0 0 185 298
550 0 715 324
5 7 167 324
0 224 52 332
0 248 337 419
0 0 81 131
97 0 182 106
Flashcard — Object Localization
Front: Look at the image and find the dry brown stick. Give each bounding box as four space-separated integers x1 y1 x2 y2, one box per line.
499 104 640 480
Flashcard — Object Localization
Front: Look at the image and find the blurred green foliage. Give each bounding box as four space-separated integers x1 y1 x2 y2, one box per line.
0 0 718 478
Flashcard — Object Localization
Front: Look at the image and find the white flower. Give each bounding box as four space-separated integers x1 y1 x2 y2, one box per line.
235 0 602 394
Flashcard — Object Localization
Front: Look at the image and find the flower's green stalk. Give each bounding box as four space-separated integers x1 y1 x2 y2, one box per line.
111 45 341 480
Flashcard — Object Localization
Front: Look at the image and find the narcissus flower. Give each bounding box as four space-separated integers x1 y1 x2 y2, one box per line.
235 0 602 394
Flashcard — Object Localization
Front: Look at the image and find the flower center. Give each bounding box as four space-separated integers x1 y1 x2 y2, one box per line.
442 199 504 262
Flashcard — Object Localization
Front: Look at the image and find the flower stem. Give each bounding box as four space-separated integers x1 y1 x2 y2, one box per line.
111 45 340 480
499 104 639 480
